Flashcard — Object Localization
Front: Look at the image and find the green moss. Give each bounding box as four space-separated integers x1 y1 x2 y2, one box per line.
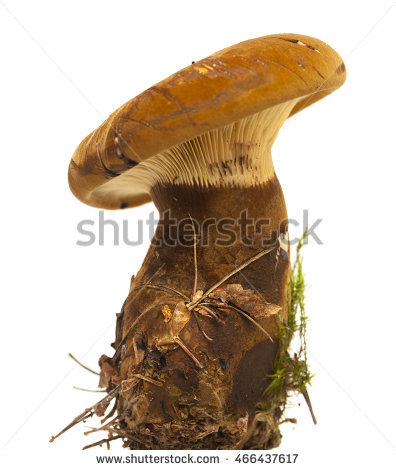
257 233 313 420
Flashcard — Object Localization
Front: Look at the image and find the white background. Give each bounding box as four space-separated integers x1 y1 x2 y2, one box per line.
1 0 395 468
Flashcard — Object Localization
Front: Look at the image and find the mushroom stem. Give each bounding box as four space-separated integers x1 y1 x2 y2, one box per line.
149 181 289 304
116 178 291 426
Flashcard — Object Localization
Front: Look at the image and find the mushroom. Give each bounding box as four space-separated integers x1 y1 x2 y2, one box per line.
67 33 346 449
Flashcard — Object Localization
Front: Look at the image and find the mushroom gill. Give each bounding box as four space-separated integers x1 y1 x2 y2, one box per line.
92 98 299 204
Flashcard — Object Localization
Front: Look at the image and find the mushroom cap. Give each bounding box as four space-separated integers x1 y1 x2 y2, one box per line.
69 33 346 209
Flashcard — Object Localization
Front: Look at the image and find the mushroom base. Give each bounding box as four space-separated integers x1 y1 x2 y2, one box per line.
109 410 282 450
51 236 313 450
99 310 285 450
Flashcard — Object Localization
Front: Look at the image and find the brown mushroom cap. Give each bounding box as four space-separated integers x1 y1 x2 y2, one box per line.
68 33 346 209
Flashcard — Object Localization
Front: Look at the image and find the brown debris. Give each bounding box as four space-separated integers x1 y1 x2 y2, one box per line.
132 336 145 367
82 435 122 451
98 355 119 389
170 302 191 336
68 353 99 376
157 337 203 369
120 377 139 394
161 304 173 322
130 374 163 387
208 284 281 319
94 402 108 417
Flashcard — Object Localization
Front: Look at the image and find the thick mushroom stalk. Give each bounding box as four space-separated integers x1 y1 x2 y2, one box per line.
116 183 289 443
62 33 346 449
